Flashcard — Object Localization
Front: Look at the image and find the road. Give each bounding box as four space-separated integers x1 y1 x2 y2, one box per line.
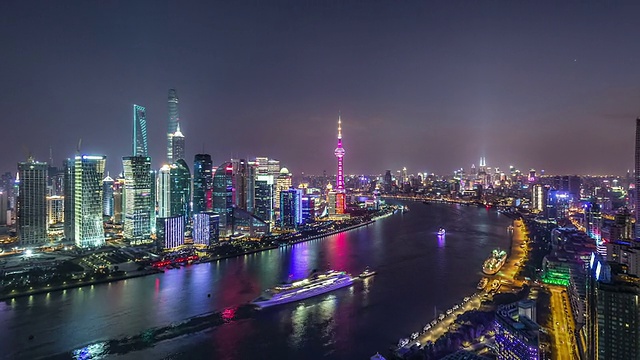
548 285 579 360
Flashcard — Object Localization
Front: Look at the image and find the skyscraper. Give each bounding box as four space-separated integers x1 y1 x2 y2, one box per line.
636 118 640 239
133 105 148 157
334 115 346 214
102 174 114 218
122 156 153 244
280 188 302 230
170 159 191 221
255 174 274 223
74 155 106 248
193 154 213 214
157 165 171 218
63 158 75 241
212 162 234 237
171 123 185 162
192 212 220 246
17 158 48 246
167 89 180 163
233 159 255 213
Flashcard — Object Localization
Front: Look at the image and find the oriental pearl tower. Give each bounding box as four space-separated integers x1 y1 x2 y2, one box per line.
334 115 346 214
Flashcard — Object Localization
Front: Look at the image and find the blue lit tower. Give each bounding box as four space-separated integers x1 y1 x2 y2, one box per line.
193 154 213 214
133 105 148 157
280 188 302 230
334 115 346 214
102 174 114 217
167 89 180 163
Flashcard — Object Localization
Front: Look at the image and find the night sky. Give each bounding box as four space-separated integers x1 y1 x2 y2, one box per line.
2 1 639 176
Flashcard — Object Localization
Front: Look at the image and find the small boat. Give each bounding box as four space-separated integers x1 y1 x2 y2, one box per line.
371 353 387 360
359 267 377 278
437 228 446 236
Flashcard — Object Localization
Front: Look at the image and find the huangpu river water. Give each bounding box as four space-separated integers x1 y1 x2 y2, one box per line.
0 202 512 360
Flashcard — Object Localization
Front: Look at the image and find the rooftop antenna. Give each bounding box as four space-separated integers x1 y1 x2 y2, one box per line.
76 138 82 154
49 146 53 165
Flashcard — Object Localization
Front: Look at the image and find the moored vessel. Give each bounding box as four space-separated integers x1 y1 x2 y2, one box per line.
437 227 446 236
477 277 489 290
252 270 354 308
482 249 507 275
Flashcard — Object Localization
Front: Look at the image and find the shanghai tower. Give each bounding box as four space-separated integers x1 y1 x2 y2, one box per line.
167 89 180 163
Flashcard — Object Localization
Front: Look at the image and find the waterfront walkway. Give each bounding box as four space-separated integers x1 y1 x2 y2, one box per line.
397 218 529 354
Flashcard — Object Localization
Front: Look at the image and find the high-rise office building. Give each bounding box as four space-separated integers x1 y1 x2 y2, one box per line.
171 124 185 162
0 191 7 225
170 159 191 221
17 158 48 246
122 156 153 244
212 162 234 237
255 174 274 223
192 212 220 246
63 158 75 241
102 174 114 218
156 215 184 250
334 115 346 214
167 89 180 163
587 252 640 359
301 195 315 224
74 155 106 248
46 195 64 225
193 154 213 214
157 165 171 218
275 168 292 212
233 159 255 213
157 161 190 221
280 188 302 230
113 175 125 224
133 105 148 157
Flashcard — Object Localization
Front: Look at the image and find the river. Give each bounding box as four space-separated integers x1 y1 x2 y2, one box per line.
0 202 512 360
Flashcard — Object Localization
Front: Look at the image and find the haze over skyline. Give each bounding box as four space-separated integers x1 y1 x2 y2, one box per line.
2 1 639 176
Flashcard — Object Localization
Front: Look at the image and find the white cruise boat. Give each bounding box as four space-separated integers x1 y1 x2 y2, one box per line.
252 270 354 308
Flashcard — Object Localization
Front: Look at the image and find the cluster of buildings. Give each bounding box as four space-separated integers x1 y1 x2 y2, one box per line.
3 89 350 252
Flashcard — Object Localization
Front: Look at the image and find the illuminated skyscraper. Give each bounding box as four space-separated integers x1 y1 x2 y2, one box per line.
133 105 148 157
170 159 191 221
233 159 255 213
334 115 346 214
157 165 171 218
192 212 219 246
280 188 302 230
255 174 274 223
74 155 106 248
122 156 153 244
167 89 180 163
17 158 48 246
275 167 292 214
193 154 213 214
171 123 185 162
102 174 114 217
47 195 64 225
636 118 640 239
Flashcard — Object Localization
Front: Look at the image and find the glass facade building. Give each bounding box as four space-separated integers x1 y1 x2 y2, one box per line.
280 188 302 230
193 154 213 214
156 215 184 250
133 104 148 157
74 155 106 248
122 156 153 244
192 212 219 246
17 159 48 246
212 162 234 237
102 175 114 217
167 89 179 163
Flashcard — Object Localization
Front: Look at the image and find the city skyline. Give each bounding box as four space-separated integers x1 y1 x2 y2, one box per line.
2 2 640 176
